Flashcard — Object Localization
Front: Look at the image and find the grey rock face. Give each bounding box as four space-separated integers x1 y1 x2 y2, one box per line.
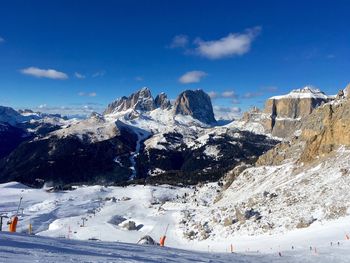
241 87 333 139
173 90 216 124
104 87 156 114
155 92 171 109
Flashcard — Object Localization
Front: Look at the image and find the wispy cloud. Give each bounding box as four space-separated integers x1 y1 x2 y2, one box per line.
78 92 97 97
33 103 104 118
20 67 68 80
242 91 263 99
0 37 4 43
261 86 278 92
170 27 261 60
74 72 86 79
241 86 277 98
169 34 189 49
194 27 261 59
38 104 47 109
179 70 207 84
208 90 238 99
135 76 144 82
213 105 241 120
92 70 106 78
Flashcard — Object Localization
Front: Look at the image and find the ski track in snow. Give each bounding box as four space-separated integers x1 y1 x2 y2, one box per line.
1 182 350 262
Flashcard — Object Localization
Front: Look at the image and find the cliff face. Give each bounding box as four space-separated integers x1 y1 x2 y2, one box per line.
154 92 171 109
257 84 350 166
265 87 332 138
241 86 333 138
173 89 216 124
299 99 350 162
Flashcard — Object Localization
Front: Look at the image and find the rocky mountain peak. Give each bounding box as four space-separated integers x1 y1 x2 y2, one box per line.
0 106 26 125
239 86 334 139
343 83 350 98
155 92 171 109
173 89 216 124
104 87 156 115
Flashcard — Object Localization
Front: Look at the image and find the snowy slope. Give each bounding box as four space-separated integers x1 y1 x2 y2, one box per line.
270 86 332 100
1 182 350 262
5 231 350 263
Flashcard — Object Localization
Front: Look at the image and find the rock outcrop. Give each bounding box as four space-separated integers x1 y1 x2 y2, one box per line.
257 83 350 166
265 86 332 138
104 87 156 114
155 92 171 109
173 89 216 124
240 86 333 138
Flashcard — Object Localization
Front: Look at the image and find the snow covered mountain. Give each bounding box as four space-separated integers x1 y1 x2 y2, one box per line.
237 86 334 138
2 85 350 261
0 88 278 187
0 106 70 160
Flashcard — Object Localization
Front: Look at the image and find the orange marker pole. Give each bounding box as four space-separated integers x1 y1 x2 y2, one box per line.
160 235 166 247
9 216 18 232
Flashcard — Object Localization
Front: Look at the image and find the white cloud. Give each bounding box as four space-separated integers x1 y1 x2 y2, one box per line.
208 91 218 99
179 70 207 84
261 86 278 92
232 98 241 104
75 72 86 79
38 104 47 109
194 27 261 59
20 67 68 80
32 103 104 118
208 90 238 99
135 76 144 82
222 91 237 98
78 92 97 97
0 37 4 43
169 35 189 48
92 70 106 78
243 91 263 98
213 105 242 120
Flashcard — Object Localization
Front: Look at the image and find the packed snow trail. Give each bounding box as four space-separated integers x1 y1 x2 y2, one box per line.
1 232 350 263
129 130 148 180
1 182 350 262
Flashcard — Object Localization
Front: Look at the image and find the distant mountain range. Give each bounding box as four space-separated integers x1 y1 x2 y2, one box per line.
0 85 339 187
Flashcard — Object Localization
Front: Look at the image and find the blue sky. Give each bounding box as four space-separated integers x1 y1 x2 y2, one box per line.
1 0 350 117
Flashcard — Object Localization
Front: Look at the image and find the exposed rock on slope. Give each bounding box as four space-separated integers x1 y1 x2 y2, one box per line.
173 89 216 124
181 86 350 239
0 87 278 187
104 87 156 114
265 86 332 138
155 92 171 109
239 86 333 138
258 84 350 165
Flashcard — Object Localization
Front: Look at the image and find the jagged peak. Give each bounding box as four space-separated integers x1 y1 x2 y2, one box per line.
104 87 156 115
173 89 216 124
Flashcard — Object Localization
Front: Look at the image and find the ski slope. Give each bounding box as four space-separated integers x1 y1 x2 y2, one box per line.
1 182 350 262
1 228 350 262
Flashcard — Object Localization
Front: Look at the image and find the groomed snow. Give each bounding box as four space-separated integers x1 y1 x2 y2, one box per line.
1 181 350 262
